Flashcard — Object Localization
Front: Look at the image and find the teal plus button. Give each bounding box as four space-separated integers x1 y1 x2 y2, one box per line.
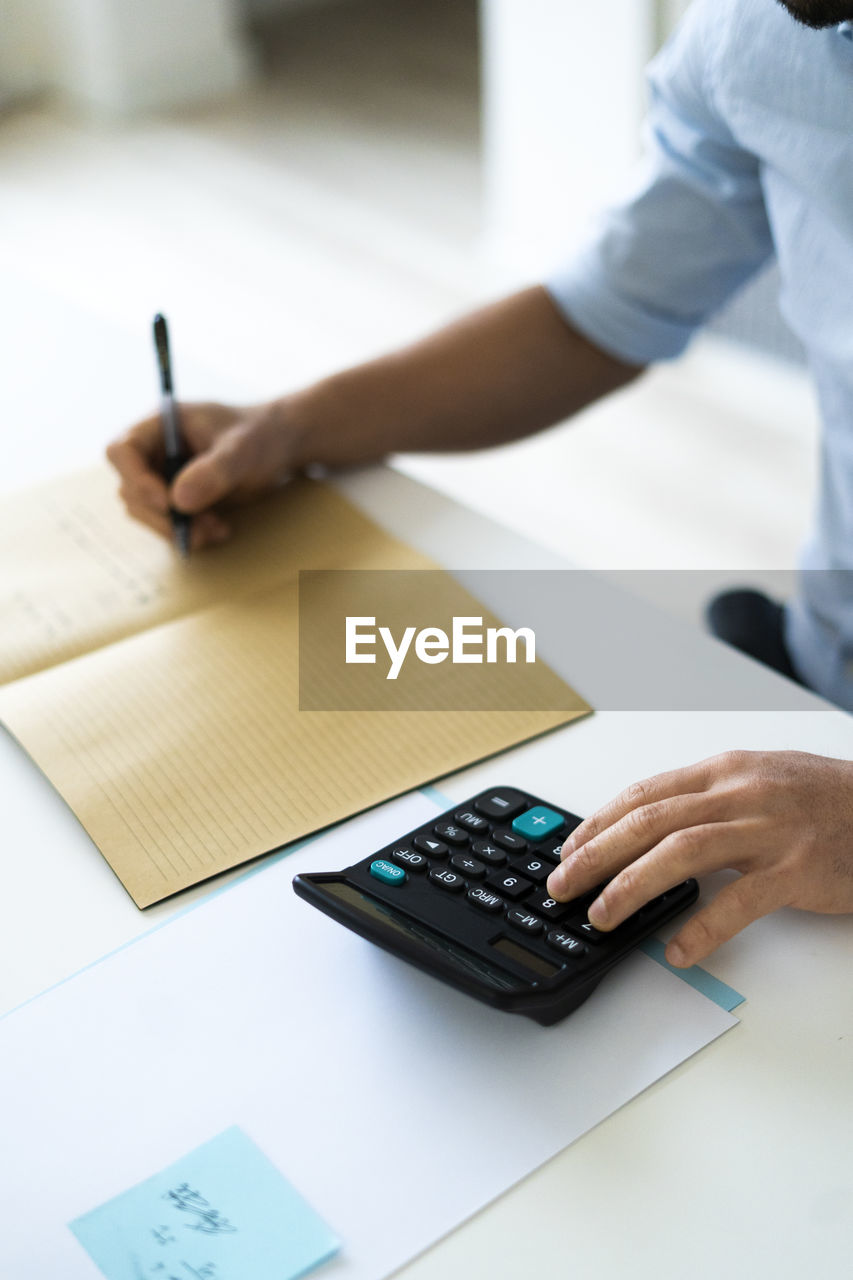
370 859 407 886
512 806 564 842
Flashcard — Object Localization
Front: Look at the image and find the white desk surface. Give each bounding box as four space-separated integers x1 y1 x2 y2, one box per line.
1 307 851 1275
2 464 851 1277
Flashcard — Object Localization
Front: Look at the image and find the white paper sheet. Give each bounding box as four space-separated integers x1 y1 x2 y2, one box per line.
0 792 737 1279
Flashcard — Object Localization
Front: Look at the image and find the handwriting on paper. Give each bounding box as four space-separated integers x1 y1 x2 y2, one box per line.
133 1180 238 1277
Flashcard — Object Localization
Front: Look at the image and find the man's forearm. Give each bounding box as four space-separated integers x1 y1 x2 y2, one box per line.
289 286 643 468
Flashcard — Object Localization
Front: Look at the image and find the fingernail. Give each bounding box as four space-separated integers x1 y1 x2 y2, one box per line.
588 897 608 927
666 942 687 968
546 869 565 899
172 485 199 513
561 834 576 858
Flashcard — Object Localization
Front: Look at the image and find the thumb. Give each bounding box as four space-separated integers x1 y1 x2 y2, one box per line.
171 427 254 513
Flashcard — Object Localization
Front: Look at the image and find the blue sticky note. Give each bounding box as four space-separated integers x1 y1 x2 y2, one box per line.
69 1127 340 1280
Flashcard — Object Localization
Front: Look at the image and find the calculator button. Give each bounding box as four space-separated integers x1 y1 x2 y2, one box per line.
541 841 567 865
434 822 469 847
454 809 489 833
509 854 550 884
370 859 407 886
470 839 506 866
429 867 466 893
414 834 449 859
467 886 504 913
565 885 606 915
389 847 428 872
570 920 608 944
450 854 486 879
511 806 565 842
506 908 544 935
485 871 532 901
526 890 571 921
473 789 528 821
493 828 528 854
547 930 588 959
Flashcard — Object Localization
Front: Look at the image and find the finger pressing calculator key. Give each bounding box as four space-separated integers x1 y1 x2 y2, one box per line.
293 787 699 1025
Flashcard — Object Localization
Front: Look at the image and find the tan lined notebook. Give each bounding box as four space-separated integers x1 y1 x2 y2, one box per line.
0 466 590 907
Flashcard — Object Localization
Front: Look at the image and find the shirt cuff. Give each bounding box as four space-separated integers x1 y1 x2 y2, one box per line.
546 255 697 366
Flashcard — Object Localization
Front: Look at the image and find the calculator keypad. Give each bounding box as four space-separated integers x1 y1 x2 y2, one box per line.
296 786 701 1025
356 789 693 984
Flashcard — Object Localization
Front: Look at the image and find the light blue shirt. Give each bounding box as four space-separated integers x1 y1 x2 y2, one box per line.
547 0 853 711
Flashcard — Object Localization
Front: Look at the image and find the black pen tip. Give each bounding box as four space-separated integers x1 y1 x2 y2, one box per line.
152 314 172 392
171 512 191 559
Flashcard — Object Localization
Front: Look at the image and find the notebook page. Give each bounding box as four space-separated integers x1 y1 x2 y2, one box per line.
0 466 405 683
0 575 588 907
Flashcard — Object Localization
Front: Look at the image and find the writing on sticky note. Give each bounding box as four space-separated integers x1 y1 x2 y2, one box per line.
69 1126 340 1280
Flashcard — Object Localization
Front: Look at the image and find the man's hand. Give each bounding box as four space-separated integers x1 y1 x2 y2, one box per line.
106 399 302 551
546 750 853 968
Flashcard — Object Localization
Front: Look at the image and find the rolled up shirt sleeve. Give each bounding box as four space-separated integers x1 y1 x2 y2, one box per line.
547 0 775 365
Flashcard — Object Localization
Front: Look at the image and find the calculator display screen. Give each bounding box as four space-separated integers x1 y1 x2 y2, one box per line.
323 882 526 992
491 937 561 979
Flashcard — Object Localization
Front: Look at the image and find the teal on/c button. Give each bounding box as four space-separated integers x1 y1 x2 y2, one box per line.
370 859 407 886
512 806 564 842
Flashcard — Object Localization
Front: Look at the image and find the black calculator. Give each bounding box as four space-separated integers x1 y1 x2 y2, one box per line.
293 787 699 1025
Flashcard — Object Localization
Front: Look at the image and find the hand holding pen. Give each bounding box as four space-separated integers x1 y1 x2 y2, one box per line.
106 349 300 551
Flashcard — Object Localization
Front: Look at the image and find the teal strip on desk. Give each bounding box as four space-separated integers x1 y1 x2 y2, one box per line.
639 938 745 1011
419 783 454 811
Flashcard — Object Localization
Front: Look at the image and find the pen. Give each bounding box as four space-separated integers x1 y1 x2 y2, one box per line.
152 313 192 558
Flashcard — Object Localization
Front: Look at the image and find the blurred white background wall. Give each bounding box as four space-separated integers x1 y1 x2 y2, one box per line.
0 0 347 115
0 0 51 105
0 0 253 114
481 0 654 276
